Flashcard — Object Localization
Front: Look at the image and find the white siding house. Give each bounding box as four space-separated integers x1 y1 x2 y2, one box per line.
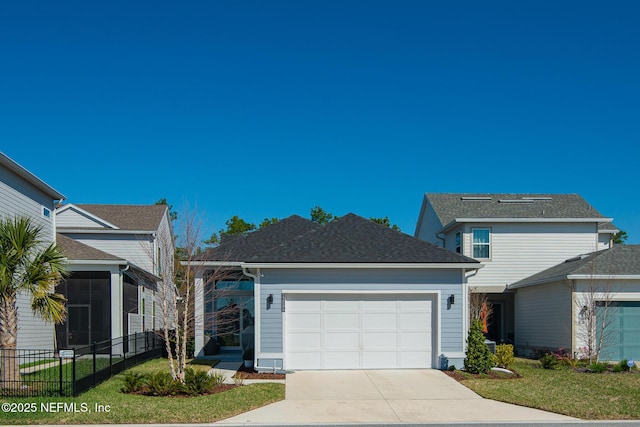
0 152 65 350
415 193 616 347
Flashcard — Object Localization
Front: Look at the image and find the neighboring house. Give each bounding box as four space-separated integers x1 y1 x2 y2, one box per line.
414 193 616 346
510 245 640 361
193 213 480 371
54 204 174 349
0 152 66 350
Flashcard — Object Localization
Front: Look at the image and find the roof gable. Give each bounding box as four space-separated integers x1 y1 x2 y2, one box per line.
57 204 168 231
426 193 609 226
202 213 479 265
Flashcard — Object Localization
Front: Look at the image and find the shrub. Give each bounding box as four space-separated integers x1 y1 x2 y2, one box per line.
588 362 609 373
539 353 560 370
494 344 514 369
184 368 216 395
146 371 181 396
464 319 495 374
121 371 147 393
208 370 226 387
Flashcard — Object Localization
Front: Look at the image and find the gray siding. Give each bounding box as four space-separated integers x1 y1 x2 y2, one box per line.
259 268 465 357
514 281 572 354
1 164 59 350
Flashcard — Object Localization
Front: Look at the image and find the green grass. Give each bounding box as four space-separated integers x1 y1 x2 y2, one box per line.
1 358 284 425
20 359 57 369
458 358 640 419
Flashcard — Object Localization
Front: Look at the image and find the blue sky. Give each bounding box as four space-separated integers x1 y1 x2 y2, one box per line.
2 1 639 242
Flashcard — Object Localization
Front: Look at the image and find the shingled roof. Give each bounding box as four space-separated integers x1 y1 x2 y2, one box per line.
71 204 168 231
426 193 609 227
57 234 124 262
200 213 479 264
510 245 640 288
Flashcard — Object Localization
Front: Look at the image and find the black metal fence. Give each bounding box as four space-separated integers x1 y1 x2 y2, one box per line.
0 331 163 397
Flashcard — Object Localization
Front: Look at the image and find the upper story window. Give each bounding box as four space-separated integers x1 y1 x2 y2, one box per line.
455 231 461 253
42 206 51 219
472 228 491 259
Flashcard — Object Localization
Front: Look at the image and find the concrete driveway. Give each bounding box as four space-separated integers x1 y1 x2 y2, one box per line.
217 369 577 424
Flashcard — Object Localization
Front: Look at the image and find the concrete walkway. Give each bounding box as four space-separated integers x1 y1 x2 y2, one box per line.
217 369 578 424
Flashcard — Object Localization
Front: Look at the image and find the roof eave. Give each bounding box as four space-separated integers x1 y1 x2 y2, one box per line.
0 152 66 200
243 262 483 270
440 217 613 233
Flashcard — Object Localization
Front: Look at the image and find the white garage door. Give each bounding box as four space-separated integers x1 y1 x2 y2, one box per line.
285 293 435 369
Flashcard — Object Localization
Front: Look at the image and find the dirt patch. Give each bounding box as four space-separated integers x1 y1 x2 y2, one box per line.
234 364 286 380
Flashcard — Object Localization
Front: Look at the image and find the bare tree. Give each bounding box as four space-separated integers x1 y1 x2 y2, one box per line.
146 207 250 382
468 287 492 333
574 276 615 363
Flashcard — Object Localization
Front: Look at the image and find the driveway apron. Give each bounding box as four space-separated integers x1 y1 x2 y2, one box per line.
217 369 577 424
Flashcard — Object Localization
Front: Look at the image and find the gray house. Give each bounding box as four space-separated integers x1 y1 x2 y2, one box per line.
0 152 66 350
193 213 480 371
510 244 640 361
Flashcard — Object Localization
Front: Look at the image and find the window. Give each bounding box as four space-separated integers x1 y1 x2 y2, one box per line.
42 206 51 219
472 228 491 258
455 231 461 253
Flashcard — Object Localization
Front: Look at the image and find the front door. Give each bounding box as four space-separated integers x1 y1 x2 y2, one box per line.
67 305 91 347
214 296 254 348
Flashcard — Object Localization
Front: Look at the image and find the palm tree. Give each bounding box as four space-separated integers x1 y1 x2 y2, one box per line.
0 216 67 388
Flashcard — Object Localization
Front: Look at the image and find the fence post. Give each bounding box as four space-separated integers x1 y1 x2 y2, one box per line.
72 355 77 397
92 341 97 387
59 355 63 396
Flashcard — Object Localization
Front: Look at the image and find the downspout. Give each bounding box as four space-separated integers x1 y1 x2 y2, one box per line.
120 264 130 337
436 232 446 248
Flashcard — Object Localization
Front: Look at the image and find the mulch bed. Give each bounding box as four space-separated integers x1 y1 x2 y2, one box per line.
234 364 286 380
445 369 521 381
129 384 237 397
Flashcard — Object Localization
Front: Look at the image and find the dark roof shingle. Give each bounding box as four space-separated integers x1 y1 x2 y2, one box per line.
426 193 608 226
201 213 479 264
72 204 167 231
511 245 640 288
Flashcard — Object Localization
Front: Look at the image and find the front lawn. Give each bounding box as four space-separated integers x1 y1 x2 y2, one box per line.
1 358 285 425
456 358 640 420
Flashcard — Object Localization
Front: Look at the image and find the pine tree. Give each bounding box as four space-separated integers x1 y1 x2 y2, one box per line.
464 318 495 374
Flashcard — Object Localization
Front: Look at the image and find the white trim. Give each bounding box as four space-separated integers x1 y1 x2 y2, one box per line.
440 217 613 233
64 259 125 266
568 274 640 280
283 289 441 294
57 228 155 235
245 262 482 270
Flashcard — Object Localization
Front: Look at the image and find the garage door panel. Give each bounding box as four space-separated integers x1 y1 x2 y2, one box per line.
363 312 396 329
285 293 435 369
363 351 397 368
401 351 432 368
288 352 322 370
400 331 431 347
288 297 321 311
363 331 397 348
401 312 430 329
288 312 322 329
325 312 359 328
325 332 359 348
325 352 360 368
288 332 322 347
362 298 396 310
324 298 359 310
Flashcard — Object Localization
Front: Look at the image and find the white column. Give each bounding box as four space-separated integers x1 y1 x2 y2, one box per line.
194 270 205 357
